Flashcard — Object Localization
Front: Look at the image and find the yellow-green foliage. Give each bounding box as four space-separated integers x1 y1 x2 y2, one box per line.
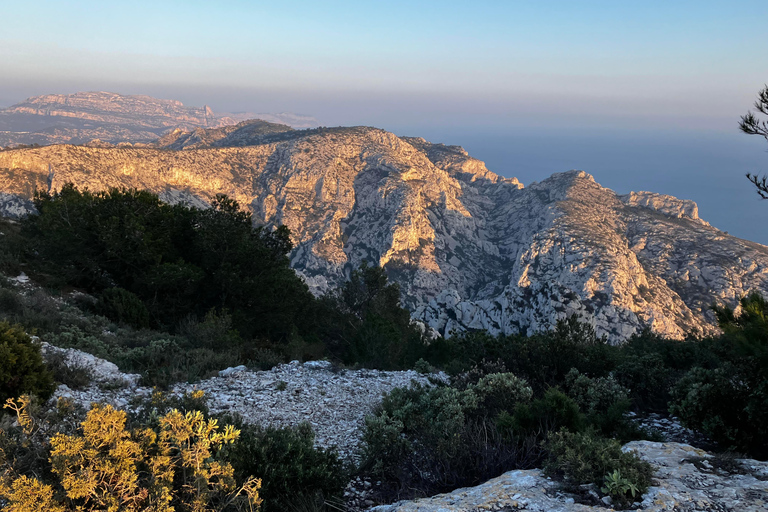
0 475 65 512
0 399 262 512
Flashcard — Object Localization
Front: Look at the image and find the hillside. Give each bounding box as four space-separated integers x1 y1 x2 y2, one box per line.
0 91 318 146
0 126 766 342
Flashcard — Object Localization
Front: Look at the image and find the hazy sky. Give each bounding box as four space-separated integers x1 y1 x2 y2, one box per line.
2 1 767 241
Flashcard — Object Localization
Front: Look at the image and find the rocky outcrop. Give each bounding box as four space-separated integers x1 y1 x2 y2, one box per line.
0 91 318 146
40 341 141 388
0 127 766 342
369 442 768 512
51 356 446 461
620 191 707 225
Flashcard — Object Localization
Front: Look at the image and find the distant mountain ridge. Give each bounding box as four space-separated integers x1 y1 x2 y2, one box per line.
0 91 318 147
0 125 766 342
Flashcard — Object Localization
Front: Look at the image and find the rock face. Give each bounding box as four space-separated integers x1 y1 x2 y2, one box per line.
1 126 767 342
0 91 318 146
369 441 768 512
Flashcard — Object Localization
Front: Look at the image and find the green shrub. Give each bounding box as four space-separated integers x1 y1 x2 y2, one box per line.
24 186 315 341
43 323 246 388
564 368 638 438
0 288 23 316
470 372 533 417
177 309 242 349
324 261 427 369
0 287 63 334
670 365 767 457
544 429 653 507
452 358 508 389
361 377 537 499
601 469 642 507
565 369 629 415
614 353 671 410
44 350 93 390
668 293 768 459
96 287 150 329
0 322 54 403
221 420 346 512
249 347 284 370
434 317 617 393
510 387 583 437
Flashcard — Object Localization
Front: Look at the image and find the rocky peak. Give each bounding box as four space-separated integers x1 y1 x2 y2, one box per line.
620 190 706 224
0 127 766 342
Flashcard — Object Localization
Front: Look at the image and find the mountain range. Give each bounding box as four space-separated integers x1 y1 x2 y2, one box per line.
1 108 766 342
0 91 318 147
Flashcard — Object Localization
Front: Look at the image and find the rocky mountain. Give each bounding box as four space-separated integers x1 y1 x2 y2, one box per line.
1 125 766 342
0 91 318 147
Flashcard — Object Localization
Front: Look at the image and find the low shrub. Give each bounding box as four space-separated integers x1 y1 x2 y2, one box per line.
44 350 93 390
96 287 151 329
670 365 767 457
614 353 671 411
0 322 54 404
509 387 583 437
470 371 533 417
564 369 639 438
544 429 653 508
248 347 285 370
565 369 629 415
361 375 538 500
0 399 262 512
0 287 63 334
221 420 346 512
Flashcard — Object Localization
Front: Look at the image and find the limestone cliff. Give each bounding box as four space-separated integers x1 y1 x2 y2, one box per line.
0 125 765 342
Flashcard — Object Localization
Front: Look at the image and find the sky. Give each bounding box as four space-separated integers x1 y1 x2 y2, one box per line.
1 0 767 241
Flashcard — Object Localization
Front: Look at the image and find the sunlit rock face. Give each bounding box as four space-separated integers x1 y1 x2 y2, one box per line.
1 125 766 342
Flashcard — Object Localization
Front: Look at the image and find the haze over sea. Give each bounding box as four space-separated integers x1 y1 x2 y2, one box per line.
1 0 766 242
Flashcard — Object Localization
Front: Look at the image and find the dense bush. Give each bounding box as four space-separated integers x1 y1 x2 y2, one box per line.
506 387 584 438
544 429 653 507
669 293 768 458
0 284 63 335
426 317 617 393
0 397 262 512
43 323 247 388
613 352 671 411
361 375 540 499
0 322 54 404
23 185 314 340
95 287 150 329
222 420 346 512
671 365 766 457
13 186 429 382
321 261 427 369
